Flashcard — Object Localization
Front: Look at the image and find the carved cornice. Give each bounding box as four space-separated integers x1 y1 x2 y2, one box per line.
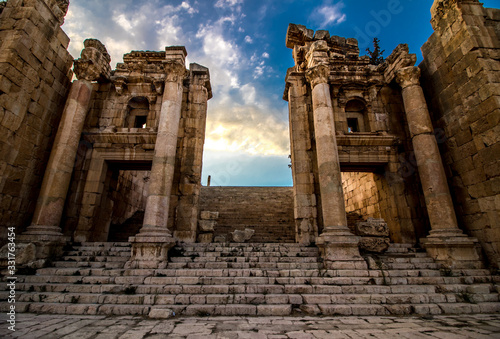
395 66 421 89
305 64 330 89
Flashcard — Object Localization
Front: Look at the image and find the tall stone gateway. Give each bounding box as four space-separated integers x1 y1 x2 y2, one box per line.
284 21 486 269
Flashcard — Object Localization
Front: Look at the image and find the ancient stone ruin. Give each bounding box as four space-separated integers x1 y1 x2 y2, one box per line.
0 0 499 317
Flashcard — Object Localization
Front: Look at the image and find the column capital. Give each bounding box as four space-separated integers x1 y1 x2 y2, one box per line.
305 64 330 89
163 61 187 83
396 66 421 89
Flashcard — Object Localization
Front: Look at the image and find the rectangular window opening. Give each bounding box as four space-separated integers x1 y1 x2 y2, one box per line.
347 118 359 133
134 116 147 128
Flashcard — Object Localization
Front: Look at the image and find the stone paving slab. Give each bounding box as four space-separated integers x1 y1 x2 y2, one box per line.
0 313 499 338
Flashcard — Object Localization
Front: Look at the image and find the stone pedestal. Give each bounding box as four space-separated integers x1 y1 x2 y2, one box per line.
127 48 187 269
306 64 366 270
126 236 175 269
396 66 482 269
421 230 482 269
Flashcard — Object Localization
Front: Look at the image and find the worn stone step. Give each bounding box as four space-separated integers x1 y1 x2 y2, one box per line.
60 256 129 262
13 290 496 307
166 262 322 269
64 251 131 257
169 256 320 263
53 261 126 269
4 300 499 317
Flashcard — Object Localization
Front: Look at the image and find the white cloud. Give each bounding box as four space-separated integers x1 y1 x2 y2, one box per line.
64 0 192 66
311 1 347 28
114 14 133 33
240 84 256 105
215 0 244 8
244 35 253 43
64 0 291 186
196 24 240 67
181 1 198 14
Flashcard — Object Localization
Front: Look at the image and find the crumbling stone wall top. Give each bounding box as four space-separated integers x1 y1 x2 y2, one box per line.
73 38 111 82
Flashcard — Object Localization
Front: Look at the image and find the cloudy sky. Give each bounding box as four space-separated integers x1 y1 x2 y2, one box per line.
62 0 497 187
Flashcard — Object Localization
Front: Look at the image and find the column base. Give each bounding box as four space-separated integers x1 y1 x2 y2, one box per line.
316 226 367 270
421 229 484 269
17 225 70 262
125 235 176 269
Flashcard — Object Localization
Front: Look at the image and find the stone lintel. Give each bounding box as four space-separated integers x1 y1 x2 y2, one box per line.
336 134 399 147
83 131 158 145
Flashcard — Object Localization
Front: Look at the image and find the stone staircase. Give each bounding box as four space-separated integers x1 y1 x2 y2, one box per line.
199 187 296 243
1 242 499 317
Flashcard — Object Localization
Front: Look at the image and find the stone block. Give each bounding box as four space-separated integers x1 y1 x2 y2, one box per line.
198 220 216 232
231 228 255 242
200 211 219 220
359 237 390 253
355 218 390 237
148 308 174 319
197 233 213 243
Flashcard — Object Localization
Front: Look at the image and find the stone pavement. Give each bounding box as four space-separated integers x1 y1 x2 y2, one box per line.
1 313 500 338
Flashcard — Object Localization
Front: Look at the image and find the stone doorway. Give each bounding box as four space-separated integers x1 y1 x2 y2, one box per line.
340 166 422 245
104 164 151 243
71 145 154 243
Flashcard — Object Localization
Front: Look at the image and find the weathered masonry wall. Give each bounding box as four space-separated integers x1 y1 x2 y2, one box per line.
420 0 500 267
342 172 382 219
199 187 295 243
0 0 73 243
110 170 149 226
341 171 419 243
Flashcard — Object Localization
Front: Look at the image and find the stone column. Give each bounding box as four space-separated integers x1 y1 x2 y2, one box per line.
127 49 187 269
396 66 481 269
285 74 318 245
175 64 211 243
18 80 92 258
18 39 111 261
306 64 366 269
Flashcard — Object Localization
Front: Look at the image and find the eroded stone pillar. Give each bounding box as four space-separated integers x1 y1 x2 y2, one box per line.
18 80 92 258
127 48 187 269
286 74 318 245
175 64 211 243
306 64 366 269
18 39 111 260
396 66 481 269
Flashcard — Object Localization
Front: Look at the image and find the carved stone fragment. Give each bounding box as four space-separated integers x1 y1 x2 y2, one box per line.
355 218 390 237
232 229 255 243
359 237 390 253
